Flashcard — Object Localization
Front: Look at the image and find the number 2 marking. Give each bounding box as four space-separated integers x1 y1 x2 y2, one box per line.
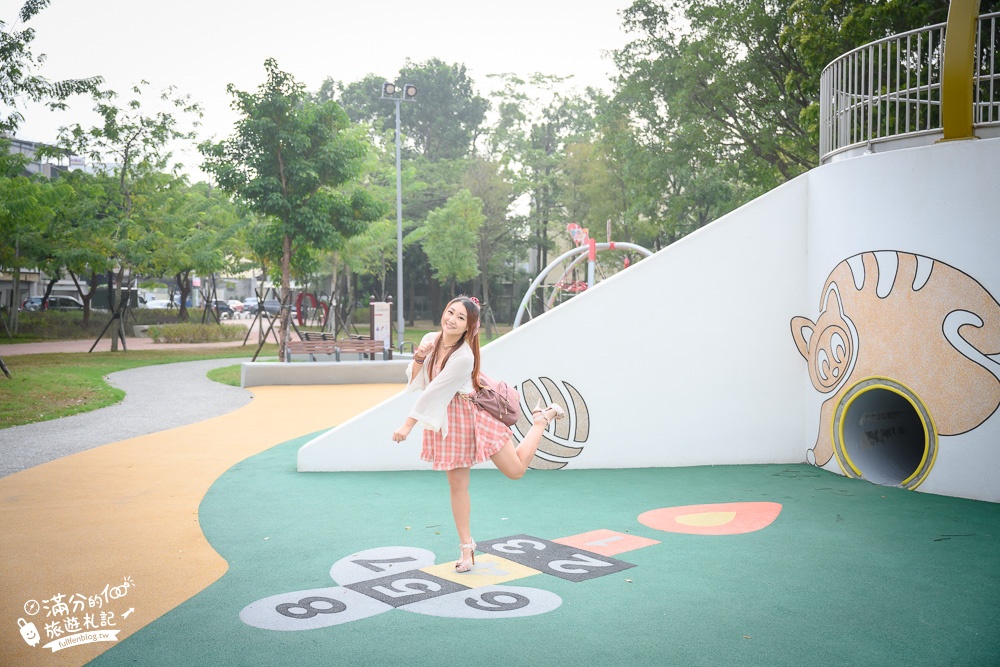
549 553 614 574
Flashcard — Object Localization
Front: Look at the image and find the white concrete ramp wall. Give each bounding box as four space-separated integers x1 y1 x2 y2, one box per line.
299 177 812 472
299 137 1000 502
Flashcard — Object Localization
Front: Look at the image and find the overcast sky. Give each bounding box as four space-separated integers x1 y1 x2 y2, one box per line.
12 0 635 173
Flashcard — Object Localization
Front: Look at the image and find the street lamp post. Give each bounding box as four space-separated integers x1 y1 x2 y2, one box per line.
380 82 417 352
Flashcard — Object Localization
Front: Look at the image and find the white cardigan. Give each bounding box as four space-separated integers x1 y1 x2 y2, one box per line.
404 332 474 437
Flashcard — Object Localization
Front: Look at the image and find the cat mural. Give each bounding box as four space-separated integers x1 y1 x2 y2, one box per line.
790 251 1000 474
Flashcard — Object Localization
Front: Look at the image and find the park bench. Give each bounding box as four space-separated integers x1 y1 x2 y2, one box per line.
284 335 389 362
335 338 390 361
285 339 338 362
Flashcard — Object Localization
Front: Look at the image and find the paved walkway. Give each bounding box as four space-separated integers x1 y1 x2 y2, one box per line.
0 358 253 477
0 329 270 356
0 335 281 477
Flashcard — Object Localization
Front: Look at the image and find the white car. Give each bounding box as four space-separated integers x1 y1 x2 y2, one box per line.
144 299 174 309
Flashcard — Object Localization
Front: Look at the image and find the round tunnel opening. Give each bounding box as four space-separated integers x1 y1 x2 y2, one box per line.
836 382 934 488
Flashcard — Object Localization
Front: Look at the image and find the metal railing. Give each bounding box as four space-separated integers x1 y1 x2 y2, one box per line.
820 12 1000 163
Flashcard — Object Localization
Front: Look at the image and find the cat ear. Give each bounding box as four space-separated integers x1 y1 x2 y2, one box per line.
821 283 847 316
790 316 816 360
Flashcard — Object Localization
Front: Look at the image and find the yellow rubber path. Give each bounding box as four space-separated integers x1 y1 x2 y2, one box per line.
0 384 400 667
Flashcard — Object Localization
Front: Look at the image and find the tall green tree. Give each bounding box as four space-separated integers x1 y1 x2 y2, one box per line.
1 0 102 133
150 180 243 322
462 156 520 311
55 81 202 346
335 59 489 160
486 74 596 271
0 144 55 333
616 0 814 196
201 59 384 357
44 169 117 325
420 189 484 295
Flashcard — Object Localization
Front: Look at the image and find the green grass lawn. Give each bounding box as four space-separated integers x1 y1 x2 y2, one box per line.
1 321 511 429
0 346 278 429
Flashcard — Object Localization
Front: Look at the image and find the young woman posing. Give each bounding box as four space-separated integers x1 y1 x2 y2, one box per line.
391 295 564 573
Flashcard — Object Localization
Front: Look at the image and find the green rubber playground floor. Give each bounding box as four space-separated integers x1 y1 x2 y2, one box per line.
91 435 1000 667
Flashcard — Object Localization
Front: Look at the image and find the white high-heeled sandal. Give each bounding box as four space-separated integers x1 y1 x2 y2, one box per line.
455 540 477 573
531 399 566 425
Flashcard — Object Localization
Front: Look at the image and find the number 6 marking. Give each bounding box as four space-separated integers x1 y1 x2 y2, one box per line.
465 591 530 612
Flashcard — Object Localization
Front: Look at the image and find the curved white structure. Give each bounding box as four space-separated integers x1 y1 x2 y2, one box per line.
299 136 1000 502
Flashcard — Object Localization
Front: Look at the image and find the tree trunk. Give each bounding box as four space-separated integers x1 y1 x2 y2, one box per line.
41 277 57 302
69 271 95 327
279 234 292 360
9 242 21 335
110 266 125 352
175 271 192 322
332 253 340 336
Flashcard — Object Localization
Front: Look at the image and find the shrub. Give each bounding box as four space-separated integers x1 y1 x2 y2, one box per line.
11 310 106 339
132 309 186 325
146 323 246 344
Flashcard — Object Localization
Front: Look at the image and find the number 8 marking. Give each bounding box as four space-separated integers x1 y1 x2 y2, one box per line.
276 596 347 619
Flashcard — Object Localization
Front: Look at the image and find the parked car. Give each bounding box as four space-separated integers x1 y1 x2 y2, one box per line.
143 299 174 309
242 298 259 315
261 299 298 320
210 300 235 320
20 295 84 311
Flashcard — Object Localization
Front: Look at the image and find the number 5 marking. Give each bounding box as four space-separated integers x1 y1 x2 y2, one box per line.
371 579 442 599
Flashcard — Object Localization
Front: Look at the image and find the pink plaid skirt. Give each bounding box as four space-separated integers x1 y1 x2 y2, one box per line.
421 394 512 470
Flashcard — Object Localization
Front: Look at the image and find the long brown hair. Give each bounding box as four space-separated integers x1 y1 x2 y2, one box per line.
427 295 482 389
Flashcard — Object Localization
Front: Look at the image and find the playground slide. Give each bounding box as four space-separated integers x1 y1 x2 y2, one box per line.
300 136 1000 502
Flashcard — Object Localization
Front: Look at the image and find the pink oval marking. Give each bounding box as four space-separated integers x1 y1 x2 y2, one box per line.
638 502 782 535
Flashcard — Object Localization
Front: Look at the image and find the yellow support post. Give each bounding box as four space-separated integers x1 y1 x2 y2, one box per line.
940 0 981 141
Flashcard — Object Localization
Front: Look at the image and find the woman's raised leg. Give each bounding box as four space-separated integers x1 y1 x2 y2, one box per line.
490 405 563 480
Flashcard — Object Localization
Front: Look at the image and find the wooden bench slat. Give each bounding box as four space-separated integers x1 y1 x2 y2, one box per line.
285 338 388 362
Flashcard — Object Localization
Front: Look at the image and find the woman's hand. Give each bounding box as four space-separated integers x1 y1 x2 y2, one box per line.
413 336 436 361
392 419 416 442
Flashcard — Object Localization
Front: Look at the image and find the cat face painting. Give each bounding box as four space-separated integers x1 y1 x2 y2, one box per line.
791 251 1000 479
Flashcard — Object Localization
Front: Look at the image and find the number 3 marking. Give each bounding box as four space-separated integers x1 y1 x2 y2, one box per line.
492 539 546 555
